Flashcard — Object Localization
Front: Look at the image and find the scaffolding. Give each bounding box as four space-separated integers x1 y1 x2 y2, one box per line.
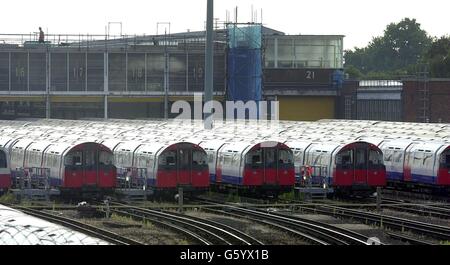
226 23 262 103
416 64 430 123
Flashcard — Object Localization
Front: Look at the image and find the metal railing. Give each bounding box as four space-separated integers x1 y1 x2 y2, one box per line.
298 165 329 187
116 167 147 189
12 167 51 189
0 32 219 50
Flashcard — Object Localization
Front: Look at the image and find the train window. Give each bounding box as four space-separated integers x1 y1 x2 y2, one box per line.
337 150 353 167
223 154 233 166
193 151 207 166
423 154 433 167
158 151 176 166
85 151 96 166
442 154 450 169
384 150 393 162
369 150 383 165
355 148 368 169
178 149 191 168
279 149 293 164
264 149 276 168
246 150 262 166
167 156 175 166
99 151 113 165
232 153 240 168
0 151 6 168
65 151 82 166
393 151 403 163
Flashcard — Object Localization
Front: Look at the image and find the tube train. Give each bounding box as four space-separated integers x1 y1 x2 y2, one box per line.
315 119 450 193
196 140 295 195
101 139 210 192
358 138 450 193
18 118 450 198
0 135 117 196
0 118 390 198
285 139 386 195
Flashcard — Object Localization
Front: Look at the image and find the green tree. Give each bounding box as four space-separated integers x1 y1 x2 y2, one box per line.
344 65 363 79
425 36 450 77
344 18 432 77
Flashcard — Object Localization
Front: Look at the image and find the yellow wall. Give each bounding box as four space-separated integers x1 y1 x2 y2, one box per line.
278 96 335 121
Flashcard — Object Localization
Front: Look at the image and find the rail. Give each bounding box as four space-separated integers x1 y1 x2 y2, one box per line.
108 201 262 245
193 197 373 245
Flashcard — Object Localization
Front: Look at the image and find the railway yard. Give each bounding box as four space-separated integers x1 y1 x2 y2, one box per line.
2 190 450 245
0 118 449 245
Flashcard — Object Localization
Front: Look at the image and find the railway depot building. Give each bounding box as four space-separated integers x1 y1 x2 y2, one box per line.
0 26 344 121
1 26 449 122
339 79 450 123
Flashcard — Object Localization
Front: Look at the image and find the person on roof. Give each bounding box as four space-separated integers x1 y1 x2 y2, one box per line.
38 27 45 43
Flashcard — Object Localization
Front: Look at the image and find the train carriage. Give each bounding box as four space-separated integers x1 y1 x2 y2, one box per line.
403 142 450 188
378 140 413 182
286 140 386 195
132 142 209 190
211 140 295 194
8 138 116 195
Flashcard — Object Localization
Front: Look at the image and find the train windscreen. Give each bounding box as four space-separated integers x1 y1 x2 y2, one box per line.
369 149 384 169
65 151 82 169
246 149 262 169
159 150 176 170
441 151 450 169
192 149 208 170
336 150 353 170
0 150 7 168
278 149 294 169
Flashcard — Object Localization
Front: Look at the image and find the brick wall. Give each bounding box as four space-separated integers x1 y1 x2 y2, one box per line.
403 79 450 123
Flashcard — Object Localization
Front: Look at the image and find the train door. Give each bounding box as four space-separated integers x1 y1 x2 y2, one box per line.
243 149 263 186
263 148 278 185
354 145 369 184
98 150 116 188
83 148 98 186
191 149 209 187
403 149 413 182
64 151 83 188
157 150 177 188
177 146 192 186
278 148 295 186
367 148 386 186
335 149 354 186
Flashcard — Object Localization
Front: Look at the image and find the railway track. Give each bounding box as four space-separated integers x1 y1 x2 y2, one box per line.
10 205 143 245
385 232 435 245
107 201 263 245
279 197 450 220
193 198 375 245
380 198 450 219
293 204 450 241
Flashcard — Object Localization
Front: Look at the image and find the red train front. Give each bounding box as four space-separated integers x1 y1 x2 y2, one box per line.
332 142 386 195
61 143 117 192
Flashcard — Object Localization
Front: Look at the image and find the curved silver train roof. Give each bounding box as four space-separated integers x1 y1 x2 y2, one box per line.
0 204 108 245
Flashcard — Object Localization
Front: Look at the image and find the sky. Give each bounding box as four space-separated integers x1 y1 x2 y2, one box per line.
1 0 449 50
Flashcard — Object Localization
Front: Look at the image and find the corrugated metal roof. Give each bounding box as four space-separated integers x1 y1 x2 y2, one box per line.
0 204 109 245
